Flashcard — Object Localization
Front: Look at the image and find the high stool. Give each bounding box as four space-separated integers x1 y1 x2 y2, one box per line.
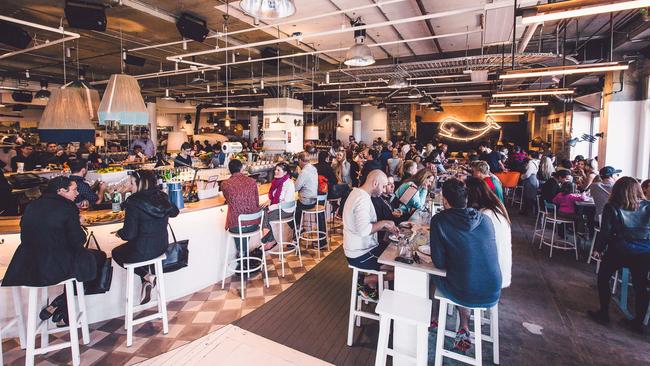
221 210 269 300
539 202 579 260
327 197 341 235
347 265 385 346
374 289 432 366
123 254 168 347
510 185 523 210
0 285 26 366
268 201 302 277
299 194 329 259
532 195 546 245
587 215 602 272
24 279 89 366
434 290 499 366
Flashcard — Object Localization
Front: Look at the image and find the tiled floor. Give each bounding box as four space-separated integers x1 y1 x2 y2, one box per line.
1 230 344 366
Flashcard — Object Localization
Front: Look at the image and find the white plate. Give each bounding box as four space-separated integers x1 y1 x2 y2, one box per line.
417 245 431 256
388 234 405 242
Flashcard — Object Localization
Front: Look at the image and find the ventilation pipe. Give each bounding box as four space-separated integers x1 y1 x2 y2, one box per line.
517 23 541 53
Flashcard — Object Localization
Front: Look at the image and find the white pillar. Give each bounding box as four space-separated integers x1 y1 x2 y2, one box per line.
147 102 157 152
250 115 259 141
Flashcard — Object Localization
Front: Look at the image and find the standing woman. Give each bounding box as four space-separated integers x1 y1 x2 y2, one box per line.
112 170 180 305
588 177 650 333
466 176 512 288
261 162 296 250
520 151 540 214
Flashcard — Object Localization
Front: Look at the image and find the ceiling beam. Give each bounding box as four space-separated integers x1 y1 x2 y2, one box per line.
414 0 443 53
369 0 417 57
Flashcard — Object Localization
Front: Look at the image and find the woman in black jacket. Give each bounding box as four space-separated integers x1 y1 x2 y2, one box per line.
588 177 650 333
2 176 106 326
112 170 179 304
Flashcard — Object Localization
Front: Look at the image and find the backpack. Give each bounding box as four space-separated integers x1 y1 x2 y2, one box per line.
318 175 329 194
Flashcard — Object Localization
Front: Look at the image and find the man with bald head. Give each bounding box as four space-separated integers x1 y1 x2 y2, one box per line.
344 170 399 299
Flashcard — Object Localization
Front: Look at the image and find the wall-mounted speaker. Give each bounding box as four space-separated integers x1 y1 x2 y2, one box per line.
124 54 146 67
0 21 33 49
11 91 33 103
65 0 107 31
176 13 209 43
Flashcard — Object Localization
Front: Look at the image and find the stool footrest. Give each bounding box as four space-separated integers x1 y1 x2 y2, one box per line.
438 349 479 364
353 310 380 321
267 242 300 255
132 312 163 326
385 348 418 363
132 301 160 313
33 341 73 356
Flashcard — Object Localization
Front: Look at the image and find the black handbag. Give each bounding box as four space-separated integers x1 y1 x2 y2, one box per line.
162 224 189 273
83 230 114 295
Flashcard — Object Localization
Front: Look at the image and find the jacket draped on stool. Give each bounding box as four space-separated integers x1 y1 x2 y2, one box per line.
112 189 179 265
2 193 97 287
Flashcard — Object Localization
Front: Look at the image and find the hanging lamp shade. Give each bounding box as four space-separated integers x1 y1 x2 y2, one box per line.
98 74 148 126
167 131 188 153
240 0 296 19
65 79 101 121
304 124 319 140
39 88 95 143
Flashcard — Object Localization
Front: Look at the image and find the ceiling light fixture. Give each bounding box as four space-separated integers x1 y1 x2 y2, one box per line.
487 108 535 112
407 87 422 99
492 89 574 98
34 79 51 100
240 0 296 20
344 17 375 67
418 94 433 105
486 112 525 116
162 88 175 100
499 62 629 79
388 76 408 89
488 103 506 108
510 101 548 107
522 0 650 24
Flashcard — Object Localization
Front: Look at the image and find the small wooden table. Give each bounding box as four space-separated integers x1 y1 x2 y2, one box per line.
379 243 446 366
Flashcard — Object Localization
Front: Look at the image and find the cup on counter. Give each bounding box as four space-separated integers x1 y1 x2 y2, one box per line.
16 162 24 173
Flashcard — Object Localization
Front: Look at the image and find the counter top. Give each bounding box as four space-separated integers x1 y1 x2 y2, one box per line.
0 182 272 235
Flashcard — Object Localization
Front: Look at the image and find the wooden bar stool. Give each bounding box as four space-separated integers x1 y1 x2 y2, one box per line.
346 265 385 346
374 289 432 366
221 210 269 300
123 254 169 347
24 279 89 366
267 201 302 277
434 289 499 366
0 284 26 366
298 194 329 259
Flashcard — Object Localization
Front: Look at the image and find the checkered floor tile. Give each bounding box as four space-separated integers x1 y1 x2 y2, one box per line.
1 228 344 366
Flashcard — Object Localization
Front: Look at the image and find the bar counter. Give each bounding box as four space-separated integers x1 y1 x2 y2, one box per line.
0 183 272 337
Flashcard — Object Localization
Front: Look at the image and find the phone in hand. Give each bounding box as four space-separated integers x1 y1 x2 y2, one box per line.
395 256 414 264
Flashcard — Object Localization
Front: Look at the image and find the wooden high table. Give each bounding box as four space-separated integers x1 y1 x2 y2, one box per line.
378 242 446 366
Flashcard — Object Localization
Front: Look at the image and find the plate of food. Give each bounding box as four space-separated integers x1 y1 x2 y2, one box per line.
417 245 431 256
84 211 125 225
388 233 406 242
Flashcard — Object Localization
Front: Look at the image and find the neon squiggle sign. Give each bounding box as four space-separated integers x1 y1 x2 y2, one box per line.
438 116 501 141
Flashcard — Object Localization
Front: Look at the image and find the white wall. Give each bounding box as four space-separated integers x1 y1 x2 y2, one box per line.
335 111 353 144
263 98 304 153
571 111 592 160
603 100 650 179
359 106 388 143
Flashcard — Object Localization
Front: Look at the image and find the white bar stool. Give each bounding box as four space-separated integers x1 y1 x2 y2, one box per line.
509 186 523 210
374 289 432 366
267 201 302 277
539 202 579 260
532 195 546 245
24 279 89 366
434 289 499 366
123 254 168 347
298 194 329 259
587 215 602 272
347 265 385 346
0 284 26 366
221 210 269 300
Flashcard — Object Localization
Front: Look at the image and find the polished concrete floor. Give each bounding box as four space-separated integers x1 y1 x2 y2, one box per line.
237 212 650 366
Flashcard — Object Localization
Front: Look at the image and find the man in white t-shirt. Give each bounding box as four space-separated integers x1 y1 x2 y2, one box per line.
343 170 398 298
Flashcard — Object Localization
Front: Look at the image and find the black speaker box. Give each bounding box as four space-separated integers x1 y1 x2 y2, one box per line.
124 54 146 67
176 13 209 43
65 1 107 31
12 91 33 103
0 21 33 49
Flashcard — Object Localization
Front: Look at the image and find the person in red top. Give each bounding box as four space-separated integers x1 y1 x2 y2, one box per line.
221 159 261 254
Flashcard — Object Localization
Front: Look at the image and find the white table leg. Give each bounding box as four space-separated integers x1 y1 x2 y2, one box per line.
392 267 430 366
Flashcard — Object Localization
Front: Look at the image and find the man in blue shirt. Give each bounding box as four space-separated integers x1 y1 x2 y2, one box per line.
429 178 501 353
68 159 106 208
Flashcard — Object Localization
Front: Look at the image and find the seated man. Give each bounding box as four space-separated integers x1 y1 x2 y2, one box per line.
470 160 504 202
344 170 398 300
429 178 501 353
67 159 106 209
541 169 571 203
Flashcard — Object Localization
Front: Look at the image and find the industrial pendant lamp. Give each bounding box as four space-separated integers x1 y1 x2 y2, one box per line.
240 0 296 20
98 74 148 125
223 14 233 128
65 71 101 121
40 88 95 143
407 87 422 99
271 26 286 124
344 18 375 67
35 80 51 100
388 76 408 89
305 54 319 139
